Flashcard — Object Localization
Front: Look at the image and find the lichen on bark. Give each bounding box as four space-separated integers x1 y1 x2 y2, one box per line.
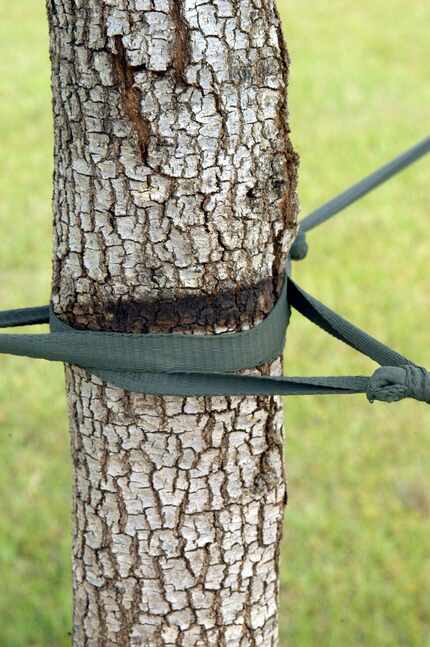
46 1 298 644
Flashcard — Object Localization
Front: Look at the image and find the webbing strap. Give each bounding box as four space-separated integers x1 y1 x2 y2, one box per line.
0 278 290 376
0 306 50 328
287 281 409 367
290 137 430 260
0 275 427 402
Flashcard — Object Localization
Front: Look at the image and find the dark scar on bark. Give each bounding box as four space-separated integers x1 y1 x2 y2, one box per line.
112 36 151 162
171 0 190 82
62 275 284 334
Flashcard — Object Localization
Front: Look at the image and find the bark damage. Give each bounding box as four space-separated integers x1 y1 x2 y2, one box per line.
171 0 190 83
112 35 151 163
70 275 280 334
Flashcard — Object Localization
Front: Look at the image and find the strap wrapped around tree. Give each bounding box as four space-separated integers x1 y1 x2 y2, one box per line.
1 137 429 404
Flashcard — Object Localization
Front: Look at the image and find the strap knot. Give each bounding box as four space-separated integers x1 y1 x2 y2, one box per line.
367 365 430 404
290 230 308 261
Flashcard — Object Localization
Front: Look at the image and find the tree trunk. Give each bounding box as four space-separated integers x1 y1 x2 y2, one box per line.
46 1 298 645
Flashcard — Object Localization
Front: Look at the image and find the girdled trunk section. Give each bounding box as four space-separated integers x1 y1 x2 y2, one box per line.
47 0 298 644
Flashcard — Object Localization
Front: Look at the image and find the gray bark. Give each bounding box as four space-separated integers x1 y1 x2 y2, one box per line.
46 1 298 645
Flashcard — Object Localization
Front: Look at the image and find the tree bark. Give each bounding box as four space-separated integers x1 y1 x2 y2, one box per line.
46 1 298 645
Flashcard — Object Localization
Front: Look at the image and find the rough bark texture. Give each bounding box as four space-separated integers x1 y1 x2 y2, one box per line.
46 1 298 645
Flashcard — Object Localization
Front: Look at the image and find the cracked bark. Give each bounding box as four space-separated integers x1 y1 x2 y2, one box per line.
46 1 298 645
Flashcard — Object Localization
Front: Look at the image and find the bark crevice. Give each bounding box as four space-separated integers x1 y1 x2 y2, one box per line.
171 0 191 83
112 35 151 163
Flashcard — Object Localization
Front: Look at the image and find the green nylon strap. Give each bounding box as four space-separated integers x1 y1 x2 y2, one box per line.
1 274 428 403
0 305 50 328
0 277 290 377
290 136 430 260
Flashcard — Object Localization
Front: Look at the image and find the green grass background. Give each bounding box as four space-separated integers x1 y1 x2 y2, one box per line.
0 1 429 645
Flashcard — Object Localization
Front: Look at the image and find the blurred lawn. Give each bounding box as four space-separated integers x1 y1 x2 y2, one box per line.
0 1 429 645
